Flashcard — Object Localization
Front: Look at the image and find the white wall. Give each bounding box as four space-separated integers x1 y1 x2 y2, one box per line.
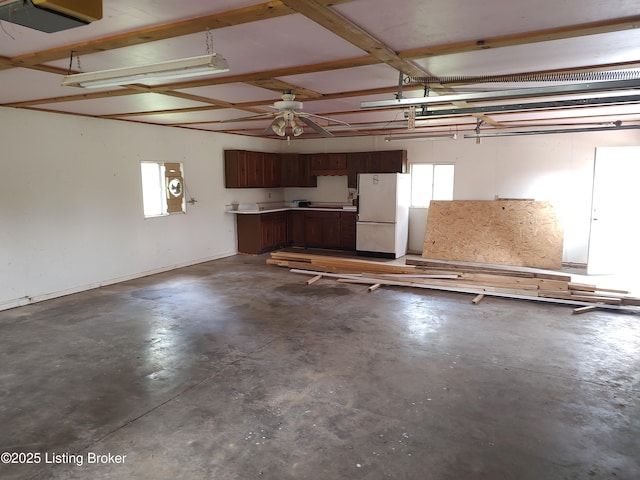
288 130 640 264
3 105 639 311
0 107 280 310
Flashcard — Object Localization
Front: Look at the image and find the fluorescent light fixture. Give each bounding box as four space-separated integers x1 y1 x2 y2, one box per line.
61 54 229 88
463 124 640 138
384 133 457 142
361 79 640 110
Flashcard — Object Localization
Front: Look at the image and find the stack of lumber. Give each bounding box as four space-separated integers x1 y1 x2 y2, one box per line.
267 251 640 314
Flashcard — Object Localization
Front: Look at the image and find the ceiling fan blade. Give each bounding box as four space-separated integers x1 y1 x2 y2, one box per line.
220 112 274 123
299 112 351 127
299 116 334 137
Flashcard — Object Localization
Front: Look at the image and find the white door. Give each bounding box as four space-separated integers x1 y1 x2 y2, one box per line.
358 173 398 223
356 222 397 255
587 147 640 275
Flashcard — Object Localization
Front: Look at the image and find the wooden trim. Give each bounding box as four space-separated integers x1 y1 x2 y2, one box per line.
281 0 426 78
6 1 350 69
400 15 640 61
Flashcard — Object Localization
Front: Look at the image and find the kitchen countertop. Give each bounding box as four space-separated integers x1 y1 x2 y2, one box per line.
227 206 357 214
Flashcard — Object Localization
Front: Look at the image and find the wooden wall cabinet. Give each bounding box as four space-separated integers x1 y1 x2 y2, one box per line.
225 150 248 188
225 149 405 189
310 152 348 176
225 150 284 188
346 150 407 188
281 154 317 187
264 152 281 187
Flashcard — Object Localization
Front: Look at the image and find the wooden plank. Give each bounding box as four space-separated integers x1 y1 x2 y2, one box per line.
539 291 622 305
568 282 629 294
422 200 563 269
407 258 572 281
281 0 426 78
573 305 600 314
7 1 351 68
334 277 638 312
459 273 569 291
306 274 323 285
472 294 485 304
271 251 420 274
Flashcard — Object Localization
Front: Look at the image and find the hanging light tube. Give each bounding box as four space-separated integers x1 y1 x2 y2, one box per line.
463 124 640 138
384 133 457 142
61 54 229 88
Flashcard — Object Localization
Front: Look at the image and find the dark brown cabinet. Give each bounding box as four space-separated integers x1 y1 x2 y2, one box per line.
264 152 281 187
304 211 342 248
347 152 368 189
236 209 357 254
346 150 407 188
281 154 317 188
236 212 287 254
286 210 354 250
225 150 285 188
310 153 348 176
246 151 264 187
288 210 306 247
225 150 248 188
225 149 405 189
340 212 357 250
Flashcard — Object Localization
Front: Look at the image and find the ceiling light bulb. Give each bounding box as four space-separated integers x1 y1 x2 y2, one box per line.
290 119 304 136
272 119 286 136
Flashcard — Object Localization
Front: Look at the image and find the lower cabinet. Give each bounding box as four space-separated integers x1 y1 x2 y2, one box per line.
305 211 342 248
236 212 287 254
290 210 356 251
236 210 357 254
340 212 357 250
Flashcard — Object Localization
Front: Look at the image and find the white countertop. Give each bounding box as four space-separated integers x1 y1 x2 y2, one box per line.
227 206 356 214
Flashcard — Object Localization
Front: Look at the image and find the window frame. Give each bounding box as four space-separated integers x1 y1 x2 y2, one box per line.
410 163 455 208
140 161 185 218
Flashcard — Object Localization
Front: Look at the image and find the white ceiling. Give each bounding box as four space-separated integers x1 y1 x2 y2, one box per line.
1 0 640 139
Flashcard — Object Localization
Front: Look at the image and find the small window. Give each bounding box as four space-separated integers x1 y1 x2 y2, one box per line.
411 163 454 207
140 161 185 217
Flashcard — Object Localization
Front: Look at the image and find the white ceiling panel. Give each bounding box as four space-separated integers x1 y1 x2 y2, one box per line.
1 1 639 139
179 84 278 104
415 30 640 77
35 93 208 115
334 0 640 51
0 0 260 56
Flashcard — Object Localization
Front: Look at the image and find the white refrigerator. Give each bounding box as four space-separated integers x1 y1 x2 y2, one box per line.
356 173 411 258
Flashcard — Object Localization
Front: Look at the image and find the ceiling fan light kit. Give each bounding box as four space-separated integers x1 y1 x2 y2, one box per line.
223 90 348 138
61 54 229 88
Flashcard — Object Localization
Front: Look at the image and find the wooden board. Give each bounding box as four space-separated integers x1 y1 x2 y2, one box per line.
423 200 563 269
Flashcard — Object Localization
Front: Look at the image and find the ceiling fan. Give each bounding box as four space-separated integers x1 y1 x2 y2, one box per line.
223 90 350 138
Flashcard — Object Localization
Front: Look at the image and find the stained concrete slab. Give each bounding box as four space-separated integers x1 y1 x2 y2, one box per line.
0 254 638 479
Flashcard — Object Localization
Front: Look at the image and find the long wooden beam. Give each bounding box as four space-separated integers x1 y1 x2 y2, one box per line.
400 15 640 61
5 0 353 69
281 0 426 78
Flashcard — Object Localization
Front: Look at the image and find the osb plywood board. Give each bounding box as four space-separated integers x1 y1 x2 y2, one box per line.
423 200 563 269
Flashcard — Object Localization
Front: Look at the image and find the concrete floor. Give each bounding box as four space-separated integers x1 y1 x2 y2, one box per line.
1 253 638 480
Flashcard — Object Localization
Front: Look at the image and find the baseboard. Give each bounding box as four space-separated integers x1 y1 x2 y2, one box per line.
0 251 236 312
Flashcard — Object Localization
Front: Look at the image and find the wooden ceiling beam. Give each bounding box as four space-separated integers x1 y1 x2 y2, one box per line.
400 15 640 61
5 0 353 69
244 80 324 100
280 0 427 78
